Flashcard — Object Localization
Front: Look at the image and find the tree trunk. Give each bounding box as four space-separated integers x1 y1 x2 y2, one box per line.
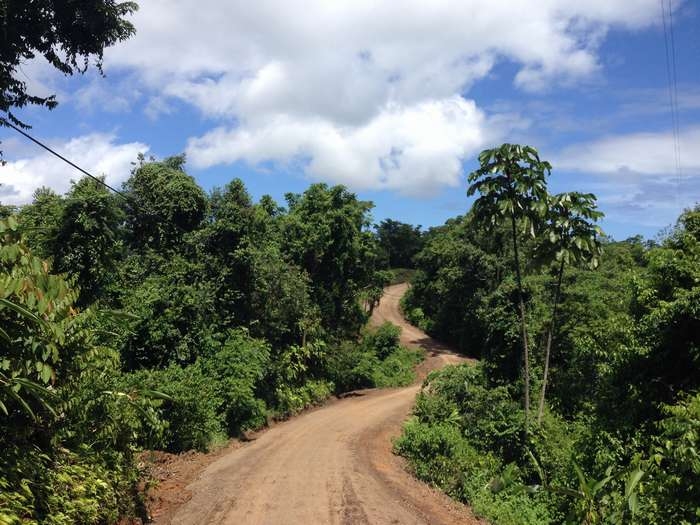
510 214 530 432
537 258 565 425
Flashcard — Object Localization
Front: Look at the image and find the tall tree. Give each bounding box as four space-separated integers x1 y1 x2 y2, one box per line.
0 0 138 131
536 191 603 424
16 186 63 259
50 177 126 306
281 184 379 337
375 219 423 268
468 143 550 432
123 156 207 250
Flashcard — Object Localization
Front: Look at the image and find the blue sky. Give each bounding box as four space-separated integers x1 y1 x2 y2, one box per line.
2 0 699 239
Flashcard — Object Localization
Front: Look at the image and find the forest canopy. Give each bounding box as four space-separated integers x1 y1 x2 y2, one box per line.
396 145 700 524
0 158 422 523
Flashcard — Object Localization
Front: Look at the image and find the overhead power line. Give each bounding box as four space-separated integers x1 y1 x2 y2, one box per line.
660 0 682 205
3 120 192 239
3 119 131 201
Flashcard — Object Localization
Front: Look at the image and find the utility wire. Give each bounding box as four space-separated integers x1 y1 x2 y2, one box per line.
3 120 192 240
660 0 682 206
3 119 132 202
668 1 683 183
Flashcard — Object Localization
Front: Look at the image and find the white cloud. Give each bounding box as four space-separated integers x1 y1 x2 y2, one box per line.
74 78 133 114
13 55 67 104
144 96 173 121
557 127 700 175
0 134 149 205
97 0 670 193
187 97 520 195
555 127 700 227
107 0 665 107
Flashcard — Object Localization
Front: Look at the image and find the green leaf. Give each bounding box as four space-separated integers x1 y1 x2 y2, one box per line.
573 461 591 498
628 492 639 514
0 298 44 326
40 363 52 384
625 467 644 500
592 474 612 495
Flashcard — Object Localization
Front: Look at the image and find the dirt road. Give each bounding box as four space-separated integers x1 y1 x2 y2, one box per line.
165 283 480 525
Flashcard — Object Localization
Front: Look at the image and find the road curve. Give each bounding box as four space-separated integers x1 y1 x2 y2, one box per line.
166 283 481 525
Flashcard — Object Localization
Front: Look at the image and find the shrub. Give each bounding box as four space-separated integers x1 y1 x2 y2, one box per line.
0 446 143 525
394 419 470 492
326 323 423 392
373 347 424 387
641 392 700 524
364 322 401 359
273 380 333 417
395 363 556 524
120 363 224 452
326 341 380 392
199 330 270 435
0 218 148 524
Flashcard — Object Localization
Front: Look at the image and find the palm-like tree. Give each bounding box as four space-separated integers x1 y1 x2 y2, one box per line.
468 144 550 431
536 192 603 424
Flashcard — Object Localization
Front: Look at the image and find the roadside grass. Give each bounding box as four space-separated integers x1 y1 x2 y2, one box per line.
373 346 425 387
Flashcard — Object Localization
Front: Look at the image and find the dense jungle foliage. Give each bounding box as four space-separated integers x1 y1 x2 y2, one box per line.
397 145 700 524
0 157 422 524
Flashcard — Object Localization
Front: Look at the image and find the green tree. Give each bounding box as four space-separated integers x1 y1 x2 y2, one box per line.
0 216 160 523
196 179 315 346
0 216 64 420
123 157 207 250
49 177 125 306
375 218 423 268
405 214 501 354
630 205 700 406
281 184 379 337
0 0 138 131
536 192 603 423
467 143 550 431
16 186 63 259
114 254 217 370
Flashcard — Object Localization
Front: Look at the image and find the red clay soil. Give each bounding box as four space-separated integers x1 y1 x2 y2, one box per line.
144 283 483 525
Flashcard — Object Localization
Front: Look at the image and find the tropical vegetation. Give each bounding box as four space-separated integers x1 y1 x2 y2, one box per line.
0 160 422 523
397 144 700 524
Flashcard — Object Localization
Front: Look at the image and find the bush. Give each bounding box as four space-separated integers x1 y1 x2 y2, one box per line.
373 347 424 387
0 446 143 525
641 392 700 524
326 323 423 392
0 219 148 524
395 363 555 524
394 418 553 525
120 363 224 452
364 322 401 359
326 341 380 392
394 419 471 492
420 364 524 462
200 330 270 435
273 380 334 417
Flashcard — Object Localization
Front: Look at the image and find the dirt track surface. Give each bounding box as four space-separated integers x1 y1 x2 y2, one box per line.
163 283 481 525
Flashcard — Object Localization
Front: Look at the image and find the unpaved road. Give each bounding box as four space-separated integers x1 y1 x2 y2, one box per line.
165 283 481 525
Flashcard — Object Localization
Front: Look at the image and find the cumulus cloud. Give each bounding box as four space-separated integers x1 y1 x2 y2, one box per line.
557 127 700 175
0 134 148 205
73 78 133 114
108 0 664 104
187 97 523 195
555 127 700 227
95 0 669 193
